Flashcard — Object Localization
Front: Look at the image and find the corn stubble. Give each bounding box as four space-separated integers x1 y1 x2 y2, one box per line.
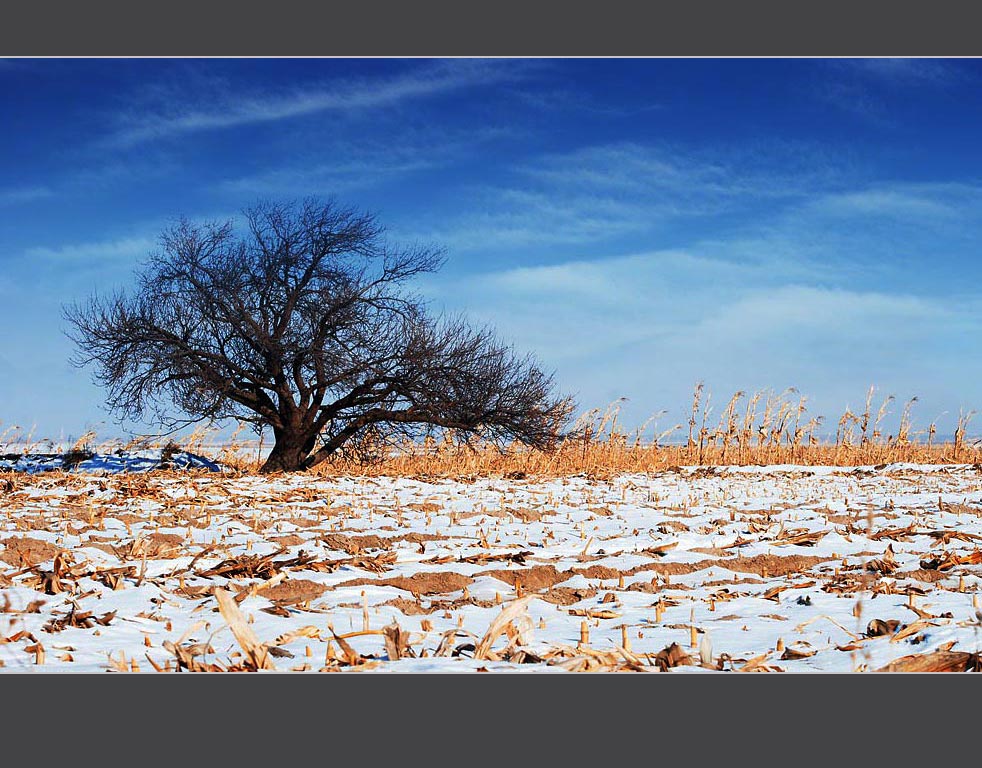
214 385 978 478
3 384 982 674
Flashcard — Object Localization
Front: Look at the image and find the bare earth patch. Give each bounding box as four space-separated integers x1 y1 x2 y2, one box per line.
262 579 327 605
339 571 474 595
2 465 982 673
0 536 60 567
479 565 568 591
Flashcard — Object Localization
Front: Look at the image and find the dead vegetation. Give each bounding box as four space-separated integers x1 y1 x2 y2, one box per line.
271 385 981 478
5 384 978 482
1 450 982 673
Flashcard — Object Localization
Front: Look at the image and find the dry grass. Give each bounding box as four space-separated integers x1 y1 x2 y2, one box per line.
282 385 981 478
4 384 980 478
292 439 980 481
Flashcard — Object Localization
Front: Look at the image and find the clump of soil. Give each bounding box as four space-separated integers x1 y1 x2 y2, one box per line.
720 553 828 577
572 565 622 581
282 517 325 528
0 536 60 567
897 568 947 583
541 586 599 605
379 597 431 615
113 513 146 525
321 533 390 554
140 532 185 558
629 561 703 577
700 577 764 587
78 535 122 557
380 594 500 615
629 554 827 579
406 502 442 513
393 532 447 545
270 534 305 547
381 571 473 594
262 579 327 605
340 570 474 595
479 564 569 591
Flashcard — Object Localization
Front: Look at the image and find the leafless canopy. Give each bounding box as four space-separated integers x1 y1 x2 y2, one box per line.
64 199 574 472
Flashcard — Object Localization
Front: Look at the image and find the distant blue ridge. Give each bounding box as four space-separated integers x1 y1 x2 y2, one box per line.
0 451 223 474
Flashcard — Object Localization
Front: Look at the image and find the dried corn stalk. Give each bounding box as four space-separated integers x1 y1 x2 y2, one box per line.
214 587 276 670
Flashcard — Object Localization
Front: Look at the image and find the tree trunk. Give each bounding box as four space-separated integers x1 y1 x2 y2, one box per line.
260 429 317 473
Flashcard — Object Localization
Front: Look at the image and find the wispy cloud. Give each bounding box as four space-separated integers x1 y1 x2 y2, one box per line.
427 248 821 362
409 140 849 253
766 180 982 280
110 60 526 147
419 188 657 252
25 236 155 265
428 248 982 432
521 142 844 200
814 59 967 122
218 127 512 197
820 190 950 219
0 184 52 206
507 84 663 117
420 169 982 430
814 78 888 122
220 153 439 197
846 58 965 87
16 235 157 299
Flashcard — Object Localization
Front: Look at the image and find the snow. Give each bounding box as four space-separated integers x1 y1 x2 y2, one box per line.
0 450 222 474
1 464 981 673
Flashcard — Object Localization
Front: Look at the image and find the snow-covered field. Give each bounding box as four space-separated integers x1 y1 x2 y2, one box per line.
2 463 981 672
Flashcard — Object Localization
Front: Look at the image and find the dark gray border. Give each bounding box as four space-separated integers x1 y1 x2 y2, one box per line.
1 671 978 760
2 1 981 761
2 0 982 55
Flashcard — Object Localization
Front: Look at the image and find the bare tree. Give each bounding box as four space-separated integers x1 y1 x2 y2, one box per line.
64 199 574 472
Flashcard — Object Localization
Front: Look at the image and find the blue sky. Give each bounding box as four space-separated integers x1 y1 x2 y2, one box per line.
2 57 982 443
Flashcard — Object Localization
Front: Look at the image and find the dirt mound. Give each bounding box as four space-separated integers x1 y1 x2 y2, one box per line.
321 533 390 554
340 571 474 595
701 576 764 587
379 597 431 615
270 534 305 547
629 561 704 576
481 507 547 522
0 536 60 567
393 532 447 544
628 554 827 579
541 586 598 605
898 568 948 583
78 536 119 557
262 579 327 605
383 571 473 594
572 565 622 581
479 564 569 591
141 533 185 558
720 553 828 577
283 516 324 528
405 502 442 513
